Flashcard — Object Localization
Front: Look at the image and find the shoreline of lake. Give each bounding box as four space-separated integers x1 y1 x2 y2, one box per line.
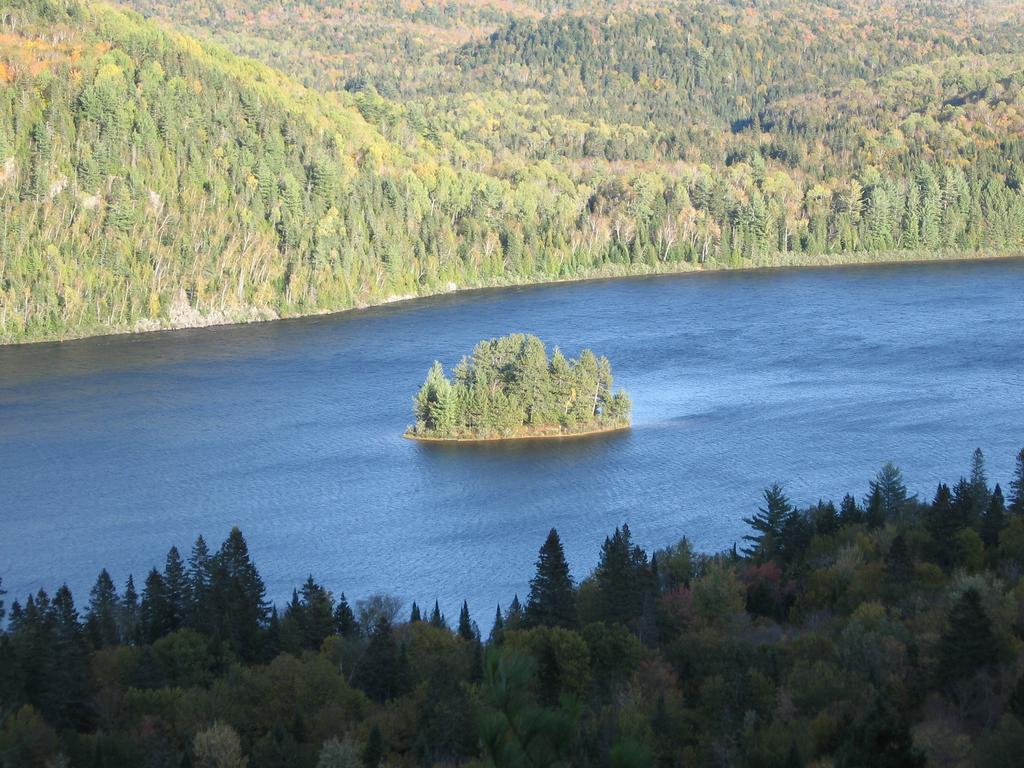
5 250 1022 348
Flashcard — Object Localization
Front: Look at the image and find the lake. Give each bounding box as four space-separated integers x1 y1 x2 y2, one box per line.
1 259 1023 625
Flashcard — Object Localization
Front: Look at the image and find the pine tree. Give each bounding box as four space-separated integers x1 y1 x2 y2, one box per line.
120 575 139 644
409 602 422 623
334 593 358 638
952 477 975 527
187 535 213 632
939 589 1000 688
429 600 446 629
811 500 840 537
969 448 991 518
743 484 791 560
457 601 475 641
489 605 505 644
478 650 577 767
595 524 651 626
1009 448 1024 516
162 546 189 633
297 575 335 651
867 463 908 523
839 493 862 526
86 569 120 648
49 585 92 729
139 568 168 643
980 485 1007 549
864 485 886 530
926 483 965 569
353 618 404 703
525 529 577 629
505 595 524 631
778 509 812 566
210 527 269 660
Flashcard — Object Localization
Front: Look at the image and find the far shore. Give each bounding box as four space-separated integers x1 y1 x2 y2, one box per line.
404 422 631 444
5 250 1022 346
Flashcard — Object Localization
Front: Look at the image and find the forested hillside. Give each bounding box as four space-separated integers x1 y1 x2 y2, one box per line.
2 0 1024 343
3 448 1024 766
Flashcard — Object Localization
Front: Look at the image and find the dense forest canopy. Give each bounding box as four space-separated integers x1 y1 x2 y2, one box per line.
1 0 1023 342
409 333 631 438
2 447 1024 766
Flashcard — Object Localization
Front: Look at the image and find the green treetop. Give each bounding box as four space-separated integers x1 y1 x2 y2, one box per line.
408 334 630 439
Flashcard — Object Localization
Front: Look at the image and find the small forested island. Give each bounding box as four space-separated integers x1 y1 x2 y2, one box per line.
406 333 631 441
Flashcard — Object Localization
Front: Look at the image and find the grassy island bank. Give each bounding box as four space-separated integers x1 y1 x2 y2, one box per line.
405 334 631 442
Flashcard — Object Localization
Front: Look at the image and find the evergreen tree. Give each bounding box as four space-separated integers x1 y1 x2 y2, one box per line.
742 484 791 560
478 650 577 767
265 606 282 660
139 568 168 643
49 585 92 730
525 529 577 629
952 477 975 527
839 493 862 526
938 588 1000 686
409 601 422 623
353 617 405 703
864 485 886 530
1009 448 1024 516
119 575 139 644
504 595 524 632
294 575 336 651
778 509 812 566
867 463 908 523
429 600 446 629
489 605 505 644
457 601 475 641
595 524 651 626
334 593 358 638
209 527 269 660
925 483 965 569
86 569 120 649
980 485 1007 549
162 546 189 633
811 500 840 537
969 448 991 518
187 535 213 632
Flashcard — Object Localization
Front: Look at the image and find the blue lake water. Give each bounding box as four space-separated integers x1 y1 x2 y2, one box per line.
1 259 1022 624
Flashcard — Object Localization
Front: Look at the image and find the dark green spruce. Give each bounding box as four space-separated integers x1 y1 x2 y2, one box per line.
408 334 631 439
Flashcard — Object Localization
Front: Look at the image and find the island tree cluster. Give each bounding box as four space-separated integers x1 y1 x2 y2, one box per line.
409 333 631 439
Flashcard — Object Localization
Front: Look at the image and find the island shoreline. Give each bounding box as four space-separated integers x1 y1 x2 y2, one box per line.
404 423 632 444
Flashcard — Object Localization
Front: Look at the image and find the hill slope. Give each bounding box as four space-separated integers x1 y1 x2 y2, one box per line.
1 0 1023 343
